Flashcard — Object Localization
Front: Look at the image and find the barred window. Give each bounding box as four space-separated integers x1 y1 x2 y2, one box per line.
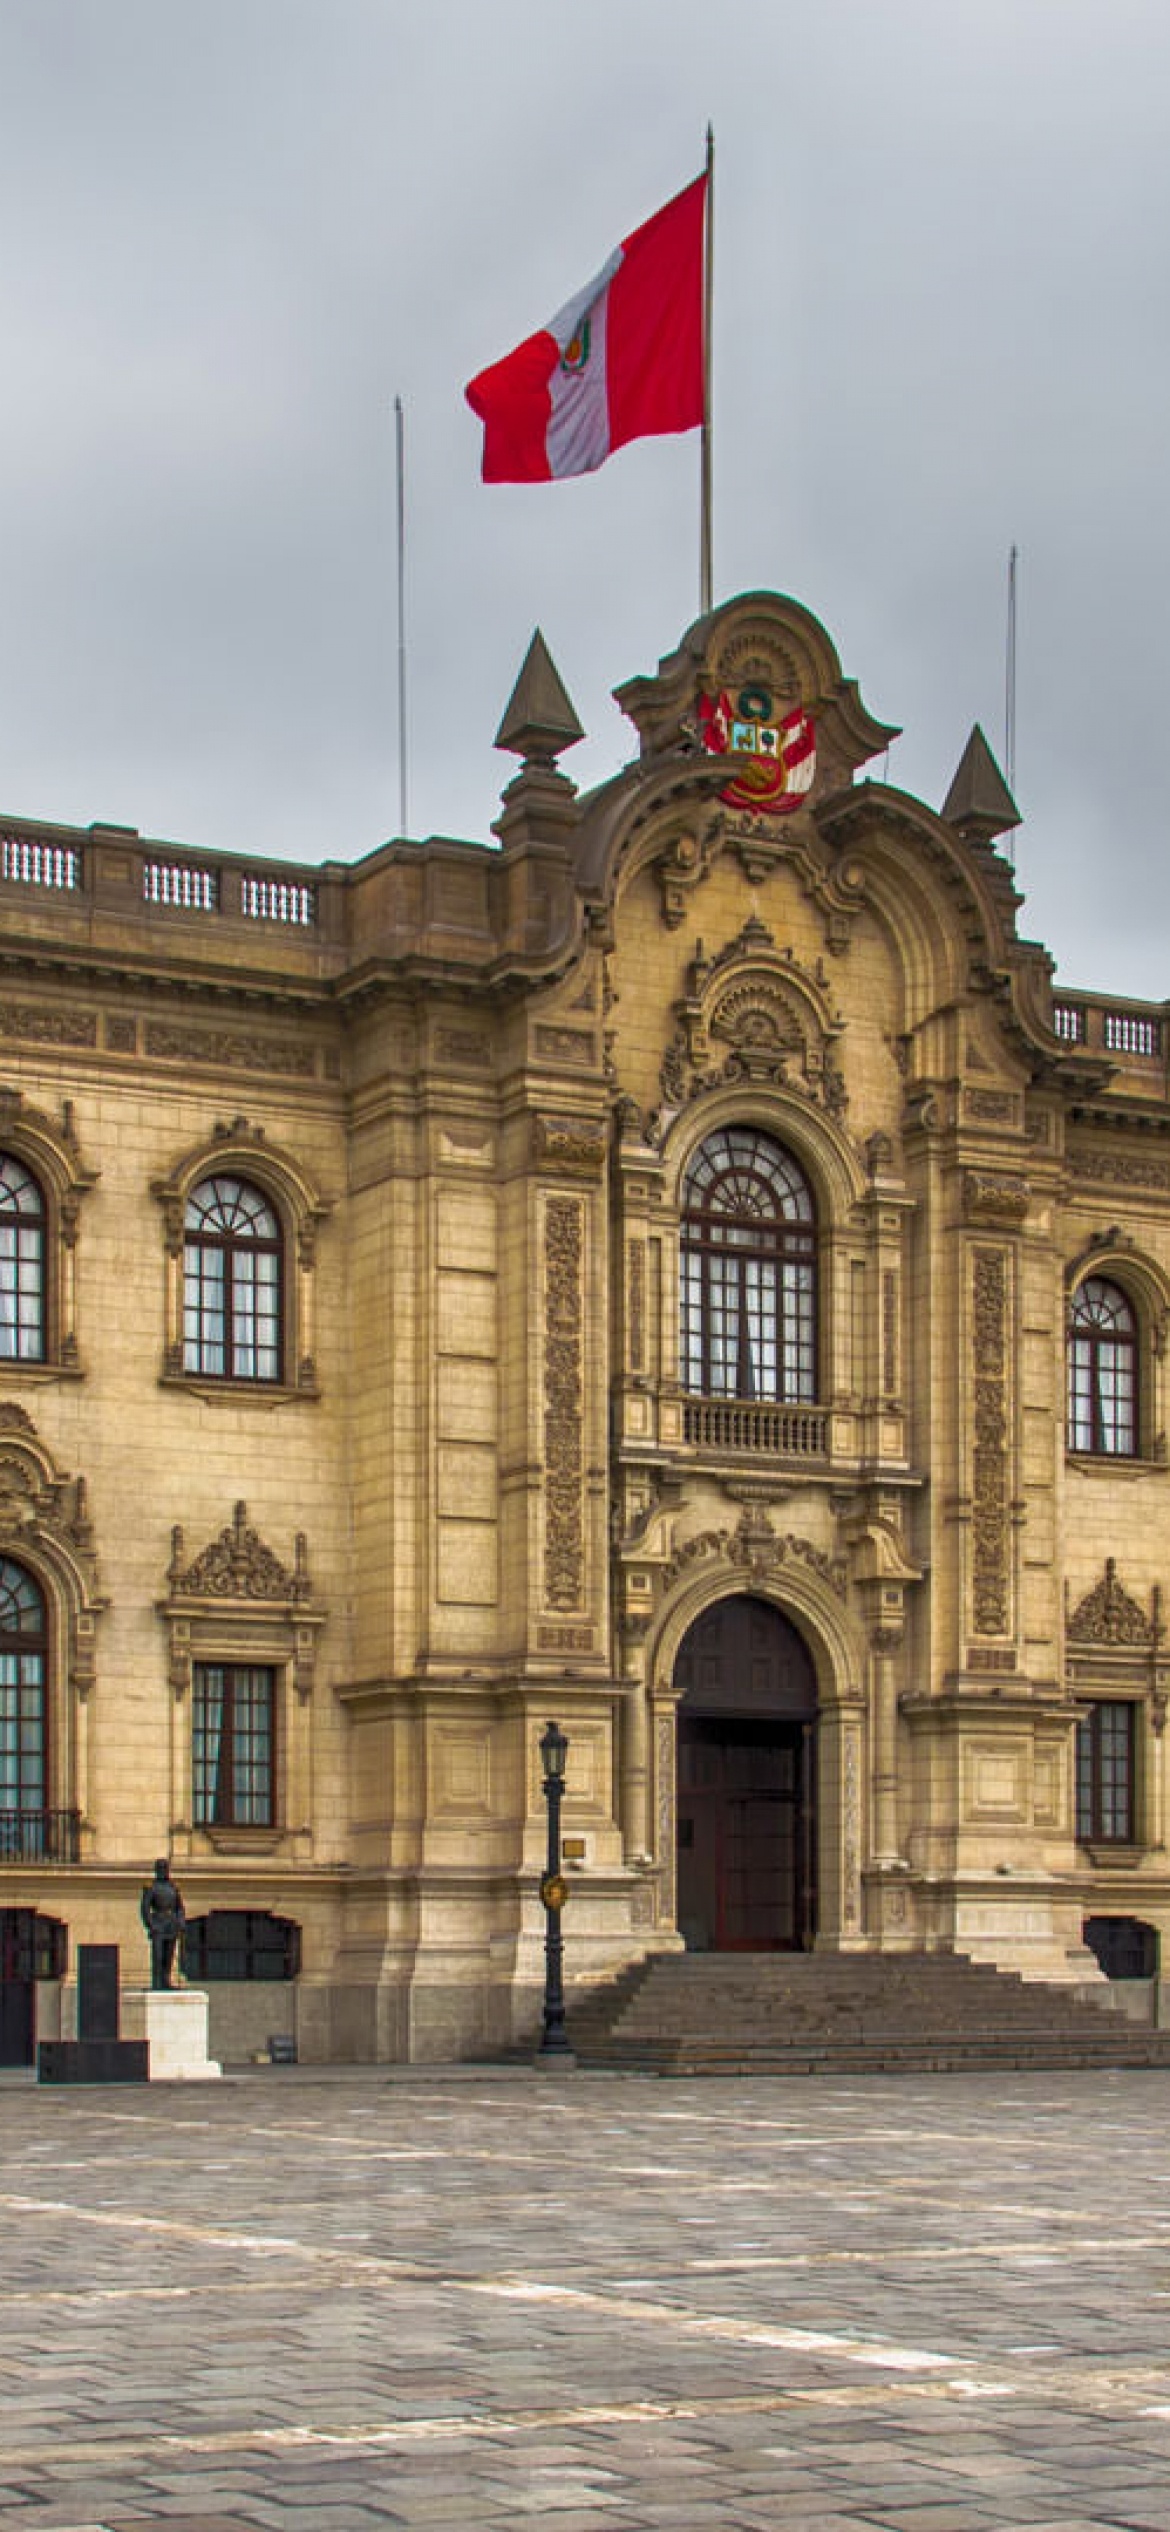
1076 1701 1137 1844
680 1128 816 1402
1067 1277 1137 1455
183 1177 281 1382
182 1908 300 1981
0 1559 46 1818
0 1155 46 1362
192 1663 275 1827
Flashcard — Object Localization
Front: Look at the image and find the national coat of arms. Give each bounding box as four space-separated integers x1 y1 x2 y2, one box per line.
698 682 816 816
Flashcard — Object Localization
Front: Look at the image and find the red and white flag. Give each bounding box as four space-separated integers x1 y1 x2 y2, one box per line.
466 173 707 483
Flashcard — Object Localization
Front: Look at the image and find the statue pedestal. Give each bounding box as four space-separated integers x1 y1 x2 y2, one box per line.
120 1988 222 2081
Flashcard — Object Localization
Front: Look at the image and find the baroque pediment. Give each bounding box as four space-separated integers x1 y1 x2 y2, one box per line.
166 1500 313 1604
1067 1558 1156 1647
655 918 847 1129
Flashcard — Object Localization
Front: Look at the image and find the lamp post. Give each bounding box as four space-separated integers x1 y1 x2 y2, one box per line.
537 1719 574 2065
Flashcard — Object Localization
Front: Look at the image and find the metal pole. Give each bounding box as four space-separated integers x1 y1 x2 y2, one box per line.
700 125 714 617
1004 541 1018 866
395 394 409 839
538 1733 572 2061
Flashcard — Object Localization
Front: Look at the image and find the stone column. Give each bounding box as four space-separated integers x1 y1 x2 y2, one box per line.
871 1625 904 1866
619 1672 650 1861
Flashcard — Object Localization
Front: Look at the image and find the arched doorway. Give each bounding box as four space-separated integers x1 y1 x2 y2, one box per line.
675 1595 817 1951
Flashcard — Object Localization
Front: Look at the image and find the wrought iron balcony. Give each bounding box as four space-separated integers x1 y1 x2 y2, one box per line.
682 1398 829 1459
0 1809 81 1863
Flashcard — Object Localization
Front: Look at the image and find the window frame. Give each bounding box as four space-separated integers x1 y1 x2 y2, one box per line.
679 1126 818 1404
192 1660 277 1828
1075 1697 1139 1845
182 1176 284 1385
0 1156 47 1365
1067 1275 1139 1459
0 1558 48 1824
153 1128 330 1403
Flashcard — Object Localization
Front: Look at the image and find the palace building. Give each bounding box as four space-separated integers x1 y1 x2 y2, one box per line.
1 586 1168 2067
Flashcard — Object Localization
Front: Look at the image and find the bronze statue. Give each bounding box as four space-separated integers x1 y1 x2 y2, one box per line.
140 1858 186 1990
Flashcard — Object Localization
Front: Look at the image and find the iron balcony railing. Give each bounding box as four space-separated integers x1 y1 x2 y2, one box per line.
683 1398 829 1458
0 1809 82 1863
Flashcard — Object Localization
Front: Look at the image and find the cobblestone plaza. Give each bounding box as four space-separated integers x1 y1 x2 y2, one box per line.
3 2066 1170 2530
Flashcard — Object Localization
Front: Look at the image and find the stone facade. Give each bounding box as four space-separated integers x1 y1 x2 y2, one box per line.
1 588 1169 2059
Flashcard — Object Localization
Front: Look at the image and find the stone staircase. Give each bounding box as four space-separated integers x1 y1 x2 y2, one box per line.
564 1951 1170 2077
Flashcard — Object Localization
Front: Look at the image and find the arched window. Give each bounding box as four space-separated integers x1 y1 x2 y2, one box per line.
0 1155 46 1362
1067 1277 1137 1456
183 1177 282 1382
681 1128 816 1401
0 1559 47 1846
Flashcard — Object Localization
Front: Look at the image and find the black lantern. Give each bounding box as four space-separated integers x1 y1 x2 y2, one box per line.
537 1719 573 2063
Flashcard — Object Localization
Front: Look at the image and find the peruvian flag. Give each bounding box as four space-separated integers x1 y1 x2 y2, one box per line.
466 173 707 483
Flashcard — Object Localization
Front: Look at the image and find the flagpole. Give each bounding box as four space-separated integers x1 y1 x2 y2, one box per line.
395 393 409 838
1004 541 1018 868
700 124 714 616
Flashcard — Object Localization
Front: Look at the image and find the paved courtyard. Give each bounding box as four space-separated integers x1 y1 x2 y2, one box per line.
2 2064 1170 2531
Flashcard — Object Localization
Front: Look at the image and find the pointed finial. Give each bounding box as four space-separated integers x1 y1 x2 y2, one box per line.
495 629 584 765
941 722 1021 844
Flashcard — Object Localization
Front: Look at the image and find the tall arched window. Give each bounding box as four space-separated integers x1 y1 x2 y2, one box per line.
0 1155 46 1362
183 1177 282 1382
1068 1277 1137 1456
681 1128 817 1401
0 1560 47 1838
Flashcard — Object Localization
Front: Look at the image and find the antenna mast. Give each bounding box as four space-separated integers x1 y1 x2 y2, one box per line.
1004 542 1018 864
395 394 409 839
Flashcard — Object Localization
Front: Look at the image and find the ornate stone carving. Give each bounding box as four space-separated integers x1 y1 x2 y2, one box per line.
842 1727 861 1929
544 1197 585 1611
627 1239 645 1371
0 1002 97 1047
104 1013 138 1053
1069 1148 1170 1191
963 1170 1031 1225
964 1088 1018 1122
0 1410 106 1698
433 1027 491 1068
1068 1558 1155 1647
654 822 719 928
534 1025 594 1064
531 1114 607 1176
144 1023 316 1078
971 1246 1010 1635
661 1507 847 1600
656 1708 676 1924
655 926 847 1127
882 1269 898 1396
536 1623 594 1652
162 1502 323 1704
167 1501 312 1602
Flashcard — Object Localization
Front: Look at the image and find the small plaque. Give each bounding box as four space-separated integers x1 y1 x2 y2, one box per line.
562 1837 586 1861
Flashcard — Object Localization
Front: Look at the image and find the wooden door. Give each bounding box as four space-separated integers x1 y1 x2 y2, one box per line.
674 1596 818 1953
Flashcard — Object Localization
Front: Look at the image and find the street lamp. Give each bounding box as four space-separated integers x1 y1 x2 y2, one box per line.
537 1720 574 2065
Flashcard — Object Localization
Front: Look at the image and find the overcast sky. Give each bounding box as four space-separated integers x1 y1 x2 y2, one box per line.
0 0 1166 995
